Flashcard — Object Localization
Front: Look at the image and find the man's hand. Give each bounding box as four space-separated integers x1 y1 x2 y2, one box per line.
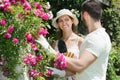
47 67 66 77
35 35 56 54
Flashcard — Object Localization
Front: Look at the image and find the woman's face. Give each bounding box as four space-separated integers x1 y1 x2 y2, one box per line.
57 15 73 32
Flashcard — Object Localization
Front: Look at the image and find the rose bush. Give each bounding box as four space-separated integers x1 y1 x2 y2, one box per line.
0 0 56 80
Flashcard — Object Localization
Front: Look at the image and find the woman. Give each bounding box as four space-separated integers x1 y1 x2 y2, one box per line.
52 9 84 80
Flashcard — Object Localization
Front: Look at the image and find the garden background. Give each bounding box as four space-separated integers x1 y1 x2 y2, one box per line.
0 0 120 80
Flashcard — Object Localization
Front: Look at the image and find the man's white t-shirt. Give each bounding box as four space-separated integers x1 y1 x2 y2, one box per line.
75 28 111 80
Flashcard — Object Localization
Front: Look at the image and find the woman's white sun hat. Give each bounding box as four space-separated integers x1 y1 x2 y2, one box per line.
52 9 79 28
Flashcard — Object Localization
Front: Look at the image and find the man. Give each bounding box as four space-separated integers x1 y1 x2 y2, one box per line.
48 0 111 80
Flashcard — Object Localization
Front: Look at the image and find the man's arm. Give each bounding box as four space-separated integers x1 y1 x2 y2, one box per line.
65 50 97 73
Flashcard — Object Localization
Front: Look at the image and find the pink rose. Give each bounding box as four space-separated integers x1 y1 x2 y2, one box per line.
23 53 37 66
33 2 41 9
7 25 14 33
40 13 49 20
12 38 19 44
38 28 48 36
34 9 41 16
46 70 52 77
23 1 31 10
25 33 34 43
30 43 37 52
0 5 4 9
54 52 66 69
4 2 11 7
30 58 36 66
36 55 42 61
24 58 30 65
0 19 6 26
29 69 38 77
3 33 11 39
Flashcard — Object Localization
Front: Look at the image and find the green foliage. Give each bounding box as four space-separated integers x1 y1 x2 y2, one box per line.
0 0 53 79
107 45 120 80
102 1 120 79
48 0 84 13
102 0 120 46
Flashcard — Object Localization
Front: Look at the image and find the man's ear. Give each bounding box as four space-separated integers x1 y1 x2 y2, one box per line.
83 11 89 19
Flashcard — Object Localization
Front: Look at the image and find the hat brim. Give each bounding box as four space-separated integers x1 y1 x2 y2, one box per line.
52 14 78 28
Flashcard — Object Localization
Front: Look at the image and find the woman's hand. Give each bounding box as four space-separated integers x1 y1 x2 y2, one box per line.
35 35 56 54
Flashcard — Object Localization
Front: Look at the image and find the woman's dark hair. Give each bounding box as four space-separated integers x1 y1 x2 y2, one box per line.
81 0 102 21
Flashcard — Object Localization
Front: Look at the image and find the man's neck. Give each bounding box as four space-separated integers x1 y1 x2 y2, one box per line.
88 20 102 33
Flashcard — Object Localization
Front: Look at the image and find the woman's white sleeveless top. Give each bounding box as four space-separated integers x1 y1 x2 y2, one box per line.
54 37 80 58
54 37 80 80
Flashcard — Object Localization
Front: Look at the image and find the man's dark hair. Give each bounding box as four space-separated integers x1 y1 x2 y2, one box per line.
81 0 102 21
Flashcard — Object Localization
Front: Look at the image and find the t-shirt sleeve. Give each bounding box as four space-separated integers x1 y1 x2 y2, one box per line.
85 35 105 57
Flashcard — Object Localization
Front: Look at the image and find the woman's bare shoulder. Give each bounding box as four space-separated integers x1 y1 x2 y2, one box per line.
74 34 84 41
76 34 84 48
